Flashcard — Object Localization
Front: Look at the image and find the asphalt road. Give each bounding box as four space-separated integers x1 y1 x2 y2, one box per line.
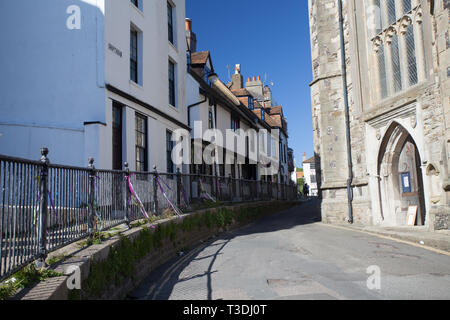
129 199 450 300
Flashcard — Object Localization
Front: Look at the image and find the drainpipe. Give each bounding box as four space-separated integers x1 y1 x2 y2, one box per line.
338 0 354 224
187 89 207 126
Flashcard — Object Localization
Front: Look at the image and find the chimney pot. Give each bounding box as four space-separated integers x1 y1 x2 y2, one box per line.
235 64 241 74
247 77 251 82
257 75 261 81
185 18 192 32
252 76 256 82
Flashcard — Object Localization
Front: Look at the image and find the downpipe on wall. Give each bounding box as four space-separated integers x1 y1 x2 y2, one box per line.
338 0 354 224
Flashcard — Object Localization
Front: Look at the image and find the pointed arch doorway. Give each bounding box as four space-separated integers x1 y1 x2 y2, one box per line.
377 122 426 226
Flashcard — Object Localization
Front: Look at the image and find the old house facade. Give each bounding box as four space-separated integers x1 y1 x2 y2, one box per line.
308 0 449 229
0 0 189 173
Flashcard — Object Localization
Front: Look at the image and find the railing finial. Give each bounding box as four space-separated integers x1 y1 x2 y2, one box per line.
88 157 95 169
40 147 49 163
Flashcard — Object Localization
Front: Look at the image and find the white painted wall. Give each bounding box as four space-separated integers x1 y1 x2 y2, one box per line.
104 0 187 125
0 0 106 166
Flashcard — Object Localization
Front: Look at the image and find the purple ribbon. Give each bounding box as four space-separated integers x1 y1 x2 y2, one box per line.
157 175 172 191
199 178 216 202
155 175 183 219
126 175 155 229
47 190 60 224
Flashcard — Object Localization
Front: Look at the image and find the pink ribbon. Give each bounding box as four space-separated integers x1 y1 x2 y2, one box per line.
199 178 216 202
155 175 183 219
126 175 155 229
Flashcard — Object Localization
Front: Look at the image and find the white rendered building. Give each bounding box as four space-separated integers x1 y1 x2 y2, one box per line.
0 0 189 173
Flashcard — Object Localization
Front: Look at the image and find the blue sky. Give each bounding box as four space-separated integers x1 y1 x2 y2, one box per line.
186 0 313 168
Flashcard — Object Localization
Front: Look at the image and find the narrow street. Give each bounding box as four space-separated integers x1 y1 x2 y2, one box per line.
129 200 450 300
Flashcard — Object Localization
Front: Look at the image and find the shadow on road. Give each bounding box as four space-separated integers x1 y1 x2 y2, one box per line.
128 198 322 300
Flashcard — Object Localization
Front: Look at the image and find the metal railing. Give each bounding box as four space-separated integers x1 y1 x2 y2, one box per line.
0 149 298 281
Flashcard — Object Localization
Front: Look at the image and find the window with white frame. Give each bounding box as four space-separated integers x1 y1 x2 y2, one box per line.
130 0 139 10
169 60 176 107
368 0 424 101
130 26 142 85
167 2 175 45
130 29 138 83
135 113 147 172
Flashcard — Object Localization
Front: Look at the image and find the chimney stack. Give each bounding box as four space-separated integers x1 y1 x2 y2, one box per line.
231 64 244 90
185 18 197 53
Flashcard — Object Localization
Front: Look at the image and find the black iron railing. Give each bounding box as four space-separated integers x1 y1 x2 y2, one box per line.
0 149 298 281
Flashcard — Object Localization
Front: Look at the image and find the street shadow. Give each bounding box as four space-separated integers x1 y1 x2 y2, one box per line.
128 199 322 300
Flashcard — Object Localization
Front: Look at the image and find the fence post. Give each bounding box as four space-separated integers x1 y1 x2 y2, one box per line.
269 180 272 199
239 177 243 201
153 166 159 215
124 162 131 227
256 179 259 200
38 147 49 266
228 174 233 202
197 173 201 202
176 168 181 207
88 158 97 237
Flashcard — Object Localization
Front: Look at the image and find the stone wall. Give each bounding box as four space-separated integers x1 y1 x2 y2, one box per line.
308 0 449 229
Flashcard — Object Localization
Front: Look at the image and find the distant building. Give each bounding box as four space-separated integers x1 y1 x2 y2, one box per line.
303 153 318 196
232 76 293 184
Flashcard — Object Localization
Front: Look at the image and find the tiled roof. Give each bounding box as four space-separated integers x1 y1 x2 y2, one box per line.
191 51 210 65
270 114 283 128
238 96 249 107
303 156 316 164
268 106 283 115
252 109 262 120
231 88 251 97
264 114 279 127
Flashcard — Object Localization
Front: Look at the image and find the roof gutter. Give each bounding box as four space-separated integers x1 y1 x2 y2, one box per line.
208 73 241 106
338 0 354 224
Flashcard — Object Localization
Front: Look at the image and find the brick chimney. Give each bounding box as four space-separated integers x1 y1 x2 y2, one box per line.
185 18 197 52
231 64 244 90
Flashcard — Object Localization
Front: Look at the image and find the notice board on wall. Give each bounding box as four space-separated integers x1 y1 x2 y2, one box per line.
406 205 418 226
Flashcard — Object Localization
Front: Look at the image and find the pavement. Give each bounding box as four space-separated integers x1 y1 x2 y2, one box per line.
128 199 450 300
328 223 450 254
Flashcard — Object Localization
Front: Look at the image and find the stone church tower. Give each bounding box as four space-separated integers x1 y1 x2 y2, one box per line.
308 0 449 230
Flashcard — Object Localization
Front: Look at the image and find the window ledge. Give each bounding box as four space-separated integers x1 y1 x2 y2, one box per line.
168 104 179 113
130 80 143 90
130 2 144 17
169 41 178 53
